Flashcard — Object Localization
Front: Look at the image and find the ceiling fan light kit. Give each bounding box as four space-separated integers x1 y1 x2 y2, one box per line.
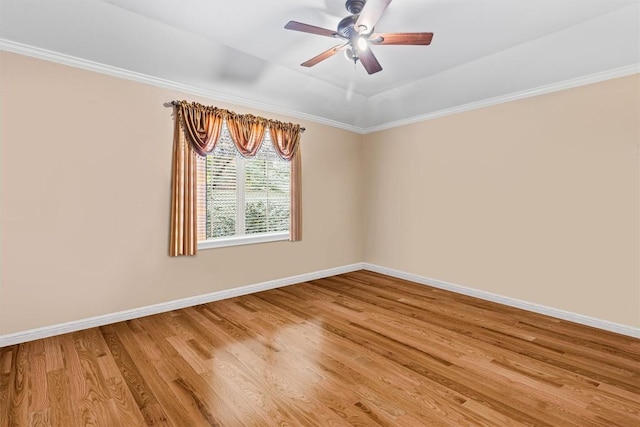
284 0 434 75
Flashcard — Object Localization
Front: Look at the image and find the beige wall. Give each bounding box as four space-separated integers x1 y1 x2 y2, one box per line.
1 51 638 336
0 52 364 334
363 75 640 328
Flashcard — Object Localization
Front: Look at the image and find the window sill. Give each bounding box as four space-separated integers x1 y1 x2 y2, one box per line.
198 232 289 250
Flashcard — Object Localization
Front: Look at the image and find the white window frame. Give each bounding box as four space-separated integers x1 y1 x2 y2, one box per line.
198 231 289 250
198 132 291 250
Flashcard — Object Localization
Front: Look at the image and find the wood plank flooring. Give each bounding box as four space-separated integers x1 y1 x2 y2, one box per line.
1 270 639 426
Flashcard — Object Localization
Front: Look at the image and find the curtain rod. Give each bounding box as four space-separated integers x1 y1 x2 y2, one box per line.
169 101 305 133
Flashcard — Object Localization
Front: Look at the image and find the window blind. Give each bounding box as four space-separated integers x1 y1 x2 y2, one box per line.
204 126 290 240
245 138 290 235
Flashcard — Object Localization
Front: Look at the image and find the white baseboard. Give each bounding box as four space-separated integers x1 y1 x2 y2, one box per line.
362 263 640 339
3 262 637 346
0 263 364 347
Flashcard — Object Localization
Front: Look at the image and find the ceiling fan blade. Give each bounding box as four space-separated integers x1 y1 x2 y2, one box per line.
358 48 383 75
370 32 434 45
355 0 392 34
301 43 349 67
285 21 341 38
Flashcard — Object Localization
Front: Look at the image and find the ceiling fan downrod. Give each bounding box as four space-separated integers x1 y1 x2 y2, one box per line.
345 0 366 15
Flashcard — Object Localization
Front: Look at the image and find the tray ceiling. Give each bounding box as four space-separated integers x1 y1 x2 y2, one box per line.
1 0 638 132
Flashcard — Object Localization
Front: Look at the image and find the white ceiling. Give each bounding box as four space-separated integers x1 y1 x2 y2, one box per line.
1 0 638 132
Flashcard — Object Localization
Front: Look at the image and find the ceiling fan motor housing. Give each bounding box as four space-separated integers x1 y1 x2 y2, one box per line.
337 15 359 39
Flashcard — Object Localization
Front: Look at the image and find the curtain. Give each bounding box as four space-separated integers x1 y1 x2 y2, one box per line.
290 146 302 242
226 113 268 157
179 102 226 157
169 112 198 256
270 121 301 161
169 101 303 256
170 102 225 256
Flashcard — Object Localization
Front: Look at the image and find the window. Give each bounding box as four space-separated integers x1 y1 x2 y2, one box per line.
197 125 291 249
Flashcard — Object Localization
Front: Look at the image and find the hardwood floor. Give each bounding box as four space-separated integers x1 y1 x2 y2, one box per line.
1 270 639 426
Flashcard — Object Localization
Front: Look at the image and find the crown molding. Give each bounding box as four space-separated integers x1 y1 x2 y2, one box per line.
363 64 640 134
1 38 637 135
0 38 365 134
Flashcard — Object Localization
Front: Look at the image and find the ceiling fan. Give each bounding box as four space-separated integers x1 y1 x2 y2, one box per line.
284 0 433 75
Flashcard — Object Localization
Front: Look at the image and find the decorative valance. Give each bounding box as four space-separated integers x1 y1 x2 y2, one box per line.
174 101 303 159
169 101 303 256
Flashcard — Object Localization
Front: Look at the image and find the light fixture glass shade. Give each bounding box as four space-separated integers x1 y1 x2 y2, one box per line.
357 37 368 51
345 47 357 61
